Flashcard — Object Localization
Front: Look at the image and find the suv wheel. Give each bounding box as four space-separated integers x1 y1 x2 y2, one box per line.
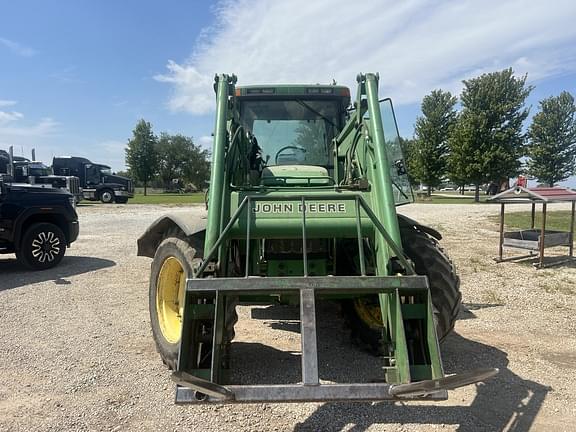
17 223 66 270
100 189 114 203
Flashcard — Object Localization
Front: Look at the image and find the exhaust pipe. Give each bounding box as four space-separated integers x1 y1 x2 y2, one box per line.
31 148 36 161
8 146 14 177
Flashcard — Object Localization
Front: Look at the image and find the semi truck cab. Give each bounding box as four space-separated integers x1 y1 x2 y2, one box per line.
0 149 82 203
53 156 134 204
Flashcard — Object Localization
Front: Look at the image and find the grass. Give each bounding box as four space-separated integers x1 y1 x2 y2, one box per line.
483 289 504 305
539 281 575 295
125 190 490 205
490 210 573 232
468 256 488 273
415 192 489 204
128 192 205 205
137 192 485 205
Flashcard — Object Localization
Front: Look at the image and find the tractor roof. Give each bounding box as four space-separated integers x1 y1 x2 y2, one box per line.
235 84 350 100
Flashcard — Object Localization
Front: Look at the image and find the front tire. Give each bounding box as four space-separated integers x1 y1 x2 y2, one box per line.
17 223 66 270
149 237 199 370
148 233 238 370
100 189 114 204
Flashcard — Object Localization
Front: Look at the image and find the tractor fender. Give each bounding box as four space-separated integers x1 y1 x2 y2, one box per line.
137 214 206 258
397 214 442 240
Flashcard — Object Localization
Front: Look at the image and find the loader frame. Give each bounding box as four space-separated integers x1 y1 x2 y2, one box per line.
169 73 496 403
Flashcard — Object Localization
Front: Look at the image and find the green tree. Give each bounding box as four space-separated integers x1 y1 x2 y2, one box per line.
413 90 457 195
527 91 576 187
156 133 210 190
399 136 419 187
125 119 159 196
447 115 471 194
448 68 532 201
115 170 131 179
294 119 334 165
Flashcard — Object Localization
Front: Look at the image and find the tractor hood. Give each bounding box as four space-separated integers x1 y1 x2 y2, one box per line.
260 165 332 186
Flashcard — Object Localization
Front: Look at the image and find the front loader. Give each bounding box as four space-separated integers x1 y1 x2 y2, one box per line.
138 73 497 403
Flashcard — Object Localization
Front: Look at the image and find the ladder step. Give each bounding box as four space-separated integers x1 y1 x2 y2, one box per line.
189 368 212 380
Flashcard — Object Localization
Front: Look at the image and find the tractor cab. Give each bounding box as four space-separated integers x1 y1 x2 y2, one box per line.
236 84 412 205
237 84 349 187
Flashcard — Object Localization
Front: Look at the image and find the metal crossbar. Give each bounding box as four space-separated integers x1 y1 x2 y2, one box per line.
186 275 429 293
195 193 414 278
175 383 448 403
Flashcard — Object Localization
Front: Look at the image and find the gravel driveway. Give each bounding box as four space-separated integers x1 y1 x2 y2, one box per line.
1 203 575 431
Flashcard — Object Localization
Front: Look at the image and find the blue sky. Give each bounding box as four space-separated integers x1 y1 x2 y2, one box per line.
1 0 576 185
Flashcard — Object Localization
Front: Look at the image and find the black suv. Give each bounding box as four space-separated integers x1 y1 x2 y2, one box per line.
0 176 79 270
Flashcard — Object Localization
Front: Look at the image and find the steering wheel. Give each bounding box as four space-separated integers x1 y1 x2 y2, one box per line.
274 145 307 165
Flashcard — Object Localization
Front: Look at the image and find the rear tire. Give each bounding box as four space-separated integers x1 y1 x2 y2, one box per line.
344 222 461 355
399 223 461 340
17 223 66 270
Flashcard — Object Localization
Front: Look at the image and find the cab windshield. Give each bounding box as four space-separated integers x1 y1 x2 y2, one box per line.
28 162 51 177
239 99 340 167
99 166 112 175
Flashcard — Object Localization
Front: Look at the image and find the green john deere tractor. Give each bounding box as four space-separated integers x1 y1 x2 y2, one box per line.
137 73 497 403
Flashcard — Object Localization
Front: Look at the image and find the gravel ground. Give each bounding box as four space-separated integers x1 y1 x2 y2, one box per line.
1 203 575 431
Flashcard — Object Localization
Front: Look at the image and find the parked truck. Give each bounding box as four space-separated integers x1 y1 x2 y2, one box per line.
0 148 82 203
52 156 134 204
0 171 79 270
137 73 496 404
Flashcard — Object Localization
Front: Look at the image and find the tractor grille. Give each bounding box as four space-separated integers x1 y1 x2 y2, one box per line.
264 238 329 258
127 180 134 192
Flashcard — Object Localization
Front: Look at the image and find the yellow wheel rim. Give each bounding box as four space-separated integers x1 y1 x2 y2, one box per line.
354 298 383 330
156 256 186 344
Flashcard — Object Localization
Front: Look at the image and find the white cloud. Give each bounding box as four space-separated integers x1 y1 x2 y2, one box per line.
0 116 60 166
154 61 214 114
0 100 60 164
156 0 576 114
0 37 37 57
0 100 17 107
0 117 58 137
0 111 23 124
49 65 84 83
0 102 58 137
